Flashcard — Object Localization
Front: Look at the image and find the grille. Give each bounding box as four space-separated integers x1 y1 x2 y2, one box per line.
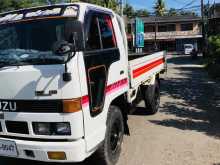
22 100 63 112
0 100 63 113
5 121 29 134
0 122 2 132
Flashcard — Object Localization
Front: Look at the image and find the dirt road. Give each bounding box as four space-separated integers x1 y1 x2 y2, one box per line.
1 55 220 165
118 55 220 165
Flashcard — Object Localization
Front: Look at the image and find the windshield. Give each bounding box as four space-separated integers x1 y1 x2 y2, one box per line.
0 18 75 67
185 45 193 49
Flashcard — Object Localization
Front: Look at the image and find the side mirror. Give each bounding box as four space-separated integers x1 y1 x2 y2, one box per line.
65 21 85 51
52 40 74 56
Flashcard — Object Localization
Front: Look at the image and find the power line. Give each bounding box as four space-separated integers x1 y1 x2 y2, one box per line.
172 0 186 4
179 0 198 10
175 5 201 11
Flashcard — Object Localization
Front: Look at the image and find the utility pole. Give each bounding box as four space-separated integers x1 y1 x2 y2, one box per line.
46 0 52 5
201 0 204 20
118 0 124 16
201 0 204 36
154 17 158 51
201 0 206 57
121 0 124 16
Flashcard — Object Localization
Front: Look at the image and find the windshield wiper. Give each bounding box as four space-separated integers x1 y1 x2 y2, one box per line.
0 61 9 68
20 58 64 64
0 60 24 68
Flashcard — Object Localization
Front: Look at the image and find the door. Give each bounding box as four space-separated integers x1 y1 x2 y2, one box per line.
81 10 121 151
84 12 120 117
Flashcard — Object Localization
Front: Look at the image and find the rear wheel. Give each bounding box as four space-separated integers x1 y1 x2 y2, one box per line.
143 79 160 115
96 106 124 165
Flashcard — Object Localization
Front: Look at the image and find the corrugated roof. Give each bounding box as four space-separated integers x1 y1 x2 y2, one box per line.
129 15 201 24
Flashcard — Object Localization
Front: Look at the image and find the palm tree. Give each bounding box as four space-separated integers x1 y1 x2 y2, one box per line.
154 0 165 16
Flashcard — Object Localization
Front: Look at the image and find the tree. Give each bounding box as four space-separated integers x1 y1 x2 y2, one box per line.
0 0 35 13
72 0 118 12
123 4 149 18
0 0 111 13
123 3 135 18
135 9 149 17
154 0 165 16
167 8 178 16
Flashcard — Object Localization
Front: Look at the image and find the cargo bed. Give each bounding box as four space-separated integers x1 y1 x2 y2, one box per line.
128 51 166 88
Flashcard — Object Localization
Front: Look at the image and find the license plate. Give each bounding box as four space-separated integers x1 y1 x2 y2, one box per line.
0 140 18 157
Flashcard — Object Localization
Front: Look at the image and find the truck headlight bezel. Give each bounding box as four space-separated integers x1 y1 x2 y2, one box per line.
33 122 71 136
54 122 71 135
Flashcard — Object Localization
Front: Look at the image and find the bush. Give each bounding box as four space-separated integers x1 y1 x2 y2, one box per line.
208 35 220 62
207 35 220 78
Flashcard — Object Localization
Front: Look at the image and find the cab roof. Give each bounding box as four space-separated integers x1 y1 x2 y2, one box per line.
0 3 114 24
0 2 113 17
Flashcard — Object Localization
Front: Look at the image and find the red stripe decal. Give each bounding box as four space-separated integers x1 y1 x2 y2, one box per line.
81 78 128 108
133 58 164 78
82 95 89 107
106 78 128 95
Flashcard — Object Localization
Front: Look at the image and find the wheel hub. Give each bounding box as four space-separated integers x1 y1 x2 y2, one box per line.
110 120 121 153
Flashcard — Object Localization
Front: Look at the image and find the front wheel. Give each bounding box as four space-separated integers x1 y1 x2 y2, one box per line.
143 79 160 115
96 106 124 165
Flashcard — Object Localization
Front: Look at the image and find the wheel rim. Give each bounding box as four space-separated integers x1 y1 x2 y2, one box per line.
110 119 122 153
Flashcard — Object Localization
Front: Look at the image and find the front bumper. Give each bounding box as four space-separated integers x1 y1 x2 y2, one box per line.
0 137 87 162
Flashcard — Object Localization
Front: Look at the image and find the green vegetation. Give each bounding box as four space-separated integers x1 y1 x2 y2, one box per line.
154 0 165 16
73 0 118 11
208 35 220 60
206 35 220 78
0 0 118 13
123 4 149 18
0 0 63 13
0 0 196 18
0 0 150 18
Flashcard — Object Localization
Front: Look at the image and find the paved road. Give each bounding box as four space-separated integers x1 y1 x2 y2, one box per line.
1 55 220 165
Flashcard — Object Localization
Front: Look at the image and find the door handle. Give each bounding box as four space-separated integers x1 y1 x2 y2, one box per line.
120 70 124 75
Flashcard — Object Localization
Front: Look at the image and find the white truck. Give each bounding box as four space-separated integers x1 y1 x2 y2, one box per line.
0 3 166 165
184 44 194 55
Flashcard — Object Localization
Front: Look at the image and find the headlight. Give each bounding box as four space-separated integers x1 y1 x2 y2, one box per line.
33 122 51 135
33 122 71 136
55 123 71 135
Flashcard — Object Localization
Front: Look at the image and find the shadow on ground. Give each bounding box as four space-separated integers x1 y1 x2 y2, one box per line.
148 55 220 139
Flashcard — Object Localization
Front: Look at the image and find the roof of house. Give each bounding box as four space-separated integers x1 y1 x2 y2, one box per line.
209 3 220 19
209 2 220 13
210 2 220 8
129 15 201 24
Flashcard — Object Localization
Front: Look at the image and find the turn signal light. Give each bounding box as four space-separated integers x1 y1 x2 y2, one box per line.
63 98 81 113
48 152 66 160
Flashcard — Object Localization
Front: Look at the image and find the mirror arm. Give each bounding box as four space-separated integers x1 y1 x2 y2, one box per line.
63 50 76 82
63 32 77 82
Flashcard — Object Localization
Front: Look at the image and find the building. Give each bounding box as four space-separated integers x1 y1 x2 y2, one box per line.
209 3 220 35
127 15 202 53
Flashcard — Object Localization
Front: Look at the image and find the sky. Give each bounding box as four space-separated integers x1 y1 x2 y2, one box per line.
128 0 220 12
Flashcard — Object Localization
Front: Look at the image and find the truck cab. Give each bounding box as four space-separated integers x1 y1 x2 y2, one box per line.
0 3 166 164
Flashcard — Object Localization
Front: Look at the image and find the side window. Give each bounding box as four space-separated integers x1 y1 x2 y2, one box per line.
98 15 116 49
86 15 101 50
84 12 120 117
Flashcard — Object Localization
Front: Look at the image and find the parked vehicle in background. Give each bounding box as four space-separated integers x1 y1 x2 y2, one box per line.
184 44 194 55
191 48 198 60
0 3 166 165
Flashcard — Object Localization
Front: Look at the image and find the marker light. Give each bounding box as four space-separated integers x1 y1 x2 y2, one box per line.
48 152 66 160
63 98 81 113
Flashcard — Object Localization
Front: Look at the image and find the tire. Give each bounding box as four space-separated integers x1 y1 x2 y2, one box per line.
143 79 160 115
96 106 124 165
